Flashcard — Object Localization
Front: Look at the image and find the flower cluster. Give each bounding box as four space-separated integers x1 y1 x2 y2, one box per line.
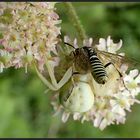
0 2 61 72
51 36 140 130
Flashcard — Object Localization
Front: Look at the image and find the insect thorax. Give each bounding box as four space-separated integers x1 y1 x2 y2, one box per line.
73 47 92 74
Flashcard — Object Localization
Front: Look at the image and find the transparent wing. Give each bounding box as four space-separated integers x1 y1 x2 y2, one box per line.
96 49 140 69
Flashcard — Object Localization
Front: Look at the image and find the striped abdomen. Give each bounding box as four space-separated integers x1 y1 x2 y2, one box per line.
86 47 108 84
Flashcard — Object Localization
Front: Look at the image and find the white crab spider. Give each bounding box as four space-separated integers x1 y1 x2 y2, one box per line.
35 58 95 113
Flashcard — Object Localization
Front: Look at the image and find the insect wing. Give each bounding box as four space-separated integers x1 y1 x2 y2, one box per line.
96 49 140 69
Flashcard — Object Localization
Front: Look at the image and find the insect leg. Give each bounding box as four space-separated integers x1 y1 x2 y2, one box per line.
64 67 79 102
63 84 74 102
104 62 129 90
104 62 122 77
71 71 83 87
72 71 80 75
71 63 81 84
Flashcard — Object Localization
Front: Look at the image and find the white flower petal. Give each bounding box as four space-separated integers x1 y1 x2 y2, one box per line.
96 38 106 51
99 118 108 130
62 112 70 123
107 36 122 53
116 115 126 124
64 36 71 43
83 38 92 47
73 112 81 120
119 52 125 56
106 36 111 47
89 38 93 47
73 38 78 48
81 115 88 123
94 114 102 127
112 105 126 116
120 64 128 73
129 69 139 78
135 74 140 83
117 39 123 51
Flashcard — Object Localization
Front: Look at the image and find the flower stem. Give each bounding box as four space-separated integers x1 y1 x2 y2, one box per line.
64 2 87 41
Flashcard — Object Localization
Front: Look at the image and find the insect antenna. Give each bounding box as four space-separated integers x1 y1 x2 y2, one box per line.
64 42 76 49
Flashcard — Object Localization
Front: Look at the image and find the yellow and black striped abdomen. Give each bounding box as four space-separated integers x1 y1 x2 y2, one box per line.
87 47 108 84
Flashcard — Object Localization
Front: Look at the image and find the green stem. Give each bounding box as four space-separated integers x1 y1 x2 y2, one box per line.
64 2 87 41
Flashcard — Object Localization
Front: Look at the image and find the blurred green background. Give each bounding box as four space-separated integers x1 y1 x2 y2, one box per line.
0 2 140 138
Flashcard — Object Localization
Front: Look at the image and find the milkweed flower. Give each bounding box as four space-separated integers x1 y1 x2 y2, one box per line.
0 2 61 73
51 36 140 130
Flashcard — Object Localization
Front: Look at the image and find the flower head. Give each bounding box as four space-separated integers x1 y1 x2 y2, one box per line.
51 36 140 130
0 2 61 72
